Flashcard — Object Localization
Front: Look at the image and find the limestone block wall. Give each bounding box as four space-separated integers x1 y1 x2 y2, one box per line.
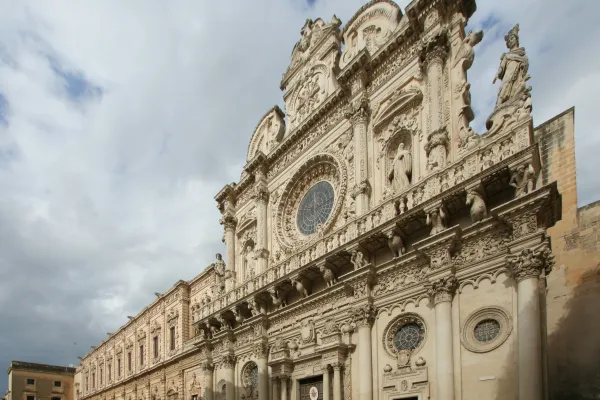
535 108 600 398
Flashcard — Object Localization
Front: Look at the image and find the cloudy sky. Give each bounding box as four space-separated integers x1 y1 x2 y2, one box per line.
0 0 598 391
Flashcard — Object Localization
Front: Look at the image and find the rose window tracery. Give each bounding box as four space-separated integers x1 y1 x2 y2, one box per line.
297 181 335 235
473 319 501 343
382 313 427 358
393 322 424 351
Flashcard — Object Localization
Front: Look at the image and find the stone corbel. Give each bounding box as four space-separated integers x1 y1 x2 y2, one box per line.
464 180 488 223
315 259 339 287
346 242 370 270
414 225 461 274
291 274 311 298
383 225 406 258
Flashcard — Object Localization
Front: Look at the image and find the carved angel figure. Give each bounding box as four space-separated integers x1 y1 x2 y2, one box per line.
510 163 535 198
350 250 368 270
493 24 530 108
388 142 412 193
427 205 448 236
453 30 483 147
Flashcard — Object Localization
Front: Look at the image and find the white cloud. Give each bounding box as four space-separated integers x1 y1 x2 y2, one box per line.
0 0 597 388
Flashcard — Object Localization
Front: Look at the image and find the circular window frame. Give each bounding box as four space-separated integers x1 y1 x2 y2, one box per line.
296 181 336 236
275 153 347 250
382 313 427 358
461 306 513 353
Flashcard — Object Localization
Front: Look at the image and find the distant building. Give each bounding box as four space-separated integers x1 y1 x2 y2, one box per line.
6 361 76 400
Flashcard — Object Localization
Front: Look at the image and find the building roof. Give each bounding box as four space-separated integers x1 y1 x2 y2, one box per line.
7 361 76 375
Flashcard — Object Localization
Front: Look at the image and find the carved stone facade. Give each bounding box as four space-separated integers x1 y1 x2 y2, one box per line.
75 1 580 400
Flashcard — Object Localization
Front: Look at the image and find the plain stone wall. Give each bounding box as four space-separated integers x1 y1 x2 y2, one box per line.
534 108 600 399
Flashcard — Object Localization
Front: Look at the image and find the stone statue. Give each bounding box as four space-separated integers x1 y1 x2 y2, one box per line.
213 253 226 291
319 264 337 287
427 205 448 236
486 24 531 133
466 187 488 223
387 231 405 258
493 24 529 108
350 250 368 270
510 163 536 198
388 142 412 193
243 245 256 281
452 30 483 149
290 19 313 69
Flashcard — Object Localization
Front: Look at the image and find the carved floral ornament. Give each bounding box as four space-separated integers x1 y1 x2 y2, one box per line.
507 242 554 282
275 153 348 250
167 309 179 326
426 275 458 305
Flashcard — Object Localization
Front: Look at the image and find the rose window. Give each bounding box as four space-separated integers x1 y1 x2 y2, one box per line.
296 181 335 235
393 322 424 351
473 319 501 343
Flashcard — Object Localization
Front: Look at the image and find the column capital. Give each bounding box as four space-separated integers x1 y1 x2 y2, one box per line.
219 213 238 232
507 242 554 282
221 354 236 369
254 186 270 204
253 342 269 359
426 275 458 305
331 362 343 371
344 96 370 126
419 32 449 72
349 303 376 327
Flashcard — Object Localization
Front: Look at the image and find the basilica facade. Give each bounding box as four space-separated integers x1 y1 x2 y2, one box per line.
74 1 569 400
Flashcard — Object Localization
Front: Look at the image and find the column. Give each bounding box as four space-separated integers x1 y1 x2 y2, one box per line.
271 377 279 400
332 364 342 400
220 214 237 274
255 343 269 400
508 246 552 400
422 41 449 172
351 304 375 400
346 97 371 216
223 356 236 400
280 376 288 400
254 182 270 274
322 366 331 400
428 276 457 400
291 378 298 400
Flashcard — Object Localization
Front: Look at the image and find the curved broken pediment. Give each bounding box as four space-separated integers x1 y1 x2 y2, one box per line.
372 86 423 133
246 106 285 161
340 0 402 69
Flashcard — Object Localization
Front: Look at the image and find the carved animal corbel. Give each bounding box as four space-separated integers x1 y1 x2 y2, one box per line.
291 276 310 298
466 184 488 223
319 263 338 287
386 230 405 258
232 307 244 324
350 249 369 270
268 287 286 309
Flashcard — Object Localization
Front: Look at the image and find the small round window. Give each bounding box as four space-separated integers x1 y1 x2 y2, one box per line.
393 323 424 351
473 319 501 343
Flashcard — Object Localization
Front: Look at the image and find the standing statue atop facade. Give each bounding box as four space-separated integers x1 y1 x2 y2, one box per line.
388 143 412 193
493 24 529 107
213 253 226 291
452 30 483 149
243 245 256 281
289 19 313 69
487 24 532 132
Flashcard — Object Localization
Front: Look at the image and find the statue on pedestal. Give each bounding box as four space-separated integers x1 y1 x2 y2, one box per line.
388 142 412 193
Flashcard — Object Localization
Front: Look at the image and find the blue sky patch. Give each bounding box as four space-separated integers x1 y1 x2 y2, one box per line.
0 92 8 125
47 56 103 102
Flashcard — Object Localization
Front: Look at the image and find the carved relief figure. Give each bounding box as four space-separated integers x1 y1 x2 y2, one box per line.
466 187 488 223
363 25 390 54
387 231 405 258
320 264 337 287
290 19 313 69
510 163 536 198
213 253 226 291
493 24 530 109
427 205 448 236
452 30 483 149
350 250 368 270
243 245 256 281
388 142 412 193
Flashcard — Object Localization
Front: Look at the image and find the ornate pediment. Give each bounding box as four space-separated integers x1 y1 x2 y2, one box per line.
282 16 342 90
340 0 402 69
372 86 423 133
246 106 285 160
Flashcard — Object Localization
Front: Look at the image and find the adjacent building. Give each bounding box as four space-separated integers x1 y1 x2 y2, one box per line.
6 361 75 400
73 0 599 399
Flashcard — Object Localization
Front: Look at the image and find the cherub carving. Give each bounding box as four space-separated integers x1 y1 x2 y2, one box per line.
350 250 368 270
